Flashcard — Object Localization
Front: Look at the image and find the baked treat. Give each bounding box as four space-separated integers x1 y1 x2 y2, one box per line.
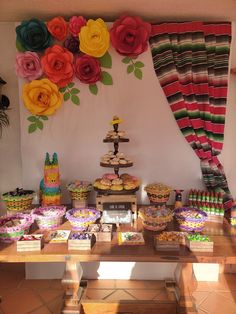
112 178 123 185
110 184 123 191
102 173 118 180
100 178 112 186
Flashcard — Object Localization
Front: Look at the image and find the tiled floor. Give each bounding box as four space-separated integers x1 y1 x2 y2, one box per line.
0 263 235 313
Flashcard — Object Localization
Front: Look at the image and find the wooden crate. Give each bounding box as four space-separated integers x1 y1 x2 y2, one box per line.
207 213 224 223
68 233 96 250
87 224 113 242
72 199 88 209
80 300 176 314
154 232 186 251
16 234 43 252
186 238 214 252
155 240 180 251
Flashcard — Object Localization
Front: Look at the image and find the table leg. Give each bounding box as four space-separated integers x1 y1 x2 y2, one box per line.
61 261 85 313
175 263 197 314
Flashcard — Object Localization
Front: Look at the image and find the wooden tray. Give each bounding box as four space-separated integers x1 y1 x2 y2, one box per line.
100 162 133 168
103 138 129 143
185 237 214 252
94 187 139 195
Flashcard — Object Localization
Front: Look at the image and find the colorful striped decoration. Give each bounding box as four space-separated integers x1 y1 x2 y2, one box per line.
149 21 232 210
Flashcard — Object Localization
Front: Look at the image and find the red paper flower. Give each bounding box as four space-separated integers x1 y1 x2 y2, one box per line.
74 55 101 84
110 16 151 57
69 16 86 37
41 45 74 87
47 16 68 41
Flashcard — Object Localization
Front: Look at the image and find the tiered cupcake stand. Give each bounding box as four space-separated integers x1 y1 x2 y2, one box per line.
94 118 138 224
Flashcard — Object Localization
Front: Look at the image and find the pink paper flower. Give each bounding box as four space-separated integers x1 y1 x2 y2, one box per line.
69 16 86 37
15 51 43 81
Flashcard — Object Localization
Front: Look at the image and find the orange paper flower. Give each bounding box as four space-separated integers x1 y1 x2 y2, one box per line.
41 44 74 87
47 16 68 41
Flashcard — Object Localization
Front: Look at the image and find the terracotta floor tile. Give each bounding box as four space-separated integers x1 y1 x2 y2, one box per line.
126 289 159 300
197 309 210 314
28 305 51 314
115 279 148 289
86 289 115 300
49 279 63 290
200 291 236 314
37 288 64 303
194 281 212 292
1 288 43 314
105 290 135 300
192 291 211 307
87 279 116 289
143 280 166 289
0 263 25 273
0 270 24 289
19 279 53 290
47 296 64 314
0 287 18 298
214 291 236 303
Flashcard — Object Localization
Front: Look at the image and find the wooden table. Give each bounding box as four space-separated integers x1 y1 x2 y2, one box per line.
0 219 236 313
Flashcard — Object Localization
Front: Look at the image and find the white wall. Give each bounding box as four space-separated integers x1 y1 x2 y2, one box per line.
1 21 236 280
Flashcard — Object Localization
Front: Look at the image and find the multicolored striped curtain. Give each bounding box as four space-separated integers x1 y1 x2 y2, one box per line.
149 21 232 209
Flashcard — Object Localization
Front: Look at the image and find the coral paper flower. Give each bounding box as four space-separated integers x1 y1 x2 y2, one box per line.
47 16 68 41
15 51 43 81
41 45 74 87
74 55 101 84
69 16 86 37
79 18 110 57
110 16 151 57
22 78 62 116
16 19 52 52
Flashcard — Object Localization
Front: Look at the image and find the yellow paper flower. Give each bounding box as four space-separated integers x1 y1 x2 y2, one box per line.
79 18 110 57
22 78 62 116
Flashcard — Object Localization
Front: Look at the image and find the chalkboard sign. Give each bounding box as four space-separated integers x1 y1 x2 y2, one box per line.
103 202 132 211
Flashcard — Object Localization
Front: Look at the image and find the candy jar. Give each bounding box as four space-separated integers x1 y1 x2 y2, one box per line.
174 190 184 208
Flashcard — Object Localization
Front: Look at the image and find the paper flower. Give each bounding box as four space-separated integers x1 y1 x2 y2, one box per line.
22 78 62 116
63 36 80 54
41 45 74 87
47 16 68 41
79 18 110 57
15 51 43 81
74 55 101 84
16 19 52 52
110 16 151 57
69 16 87 37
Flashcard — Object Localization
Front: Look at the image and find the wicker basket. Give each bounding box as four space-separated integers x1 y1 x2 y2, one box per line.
2 189 35 212
67 181 92 201
0 213 34 243
32 206 66 230
66 208 101 231
144 183 171 204
174 207 208 232
139 207 173 231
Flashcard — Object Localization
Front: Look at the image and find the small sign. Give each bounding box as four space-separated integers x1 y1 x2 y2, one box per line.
103 202 132 211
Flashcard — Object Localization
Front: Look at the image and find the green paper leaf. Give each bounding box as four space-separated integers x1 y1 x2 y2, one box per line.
101 71 113 85
59 87 67 93
27 116 38 123
68 82 75 88
16 39 25 52
63 92 70 101
89 84 98 95
134 61 145 68
70 88 80 95
38 115 48 120
99 52 112 68
71 95 80 105
127 64 134 74
122 57 131 64
28 123 37 134
36 120 43 130
134 68 143 80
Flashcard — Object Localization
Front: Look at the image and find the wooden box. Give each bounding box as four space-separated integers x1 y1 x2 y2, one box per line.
68 233 96 250
87 224 112 242
207 213 224 223
154 232 186 252
17 234 43 252
186 237 214 252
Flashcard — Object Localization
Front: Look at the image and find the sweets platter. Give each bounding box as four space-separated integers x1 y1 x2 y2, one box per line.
94 186 139 195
